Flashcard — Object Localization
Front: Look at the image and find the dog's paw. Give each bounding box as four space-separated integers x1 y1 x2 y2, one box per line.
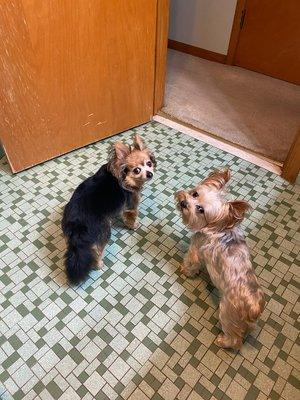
125 220 139 230
93 260 104 270
215 334 241 350
180 264 198 278
215 334 226 348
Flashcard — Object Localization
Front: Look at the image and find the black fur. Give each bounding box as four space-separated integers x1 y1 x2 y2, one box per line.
62 164 132 285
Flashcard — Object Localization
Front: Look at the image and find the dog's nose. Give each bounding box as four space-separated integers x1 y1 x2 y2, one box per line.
146 171 153 179
180 200 188 209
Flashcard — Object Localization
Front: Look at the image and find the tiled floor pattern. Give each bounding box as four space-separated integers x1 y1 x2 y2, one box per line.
0 122 299 400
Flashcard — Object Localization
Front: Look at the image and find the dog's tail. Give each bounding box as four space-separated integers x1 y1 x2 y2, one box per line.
65 243 95 285
64 223 95 285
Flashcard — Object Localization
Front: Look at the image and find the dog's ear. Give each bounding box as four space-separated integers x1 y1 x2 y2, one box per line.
149 153 157 168
113 141 131 160
202 169 230 190
108 141 131 178
133 134 146 150
226 200 250 227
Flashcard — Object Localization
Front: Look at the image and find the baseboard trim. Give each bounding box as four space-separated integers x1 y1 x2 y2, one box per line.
168 39 227 64
153 113 283 175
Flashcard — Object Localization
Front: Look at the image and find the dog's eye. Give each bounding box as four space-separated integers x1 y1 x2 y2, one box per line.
133 167 141 175
196 205 204 213
146 161 152 167
192 192 199 198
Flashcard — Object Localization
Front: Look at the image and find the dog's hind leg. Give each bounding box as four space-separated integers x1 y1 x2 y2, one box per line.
91 243 105 269
92 221 111 270
216 297 245 350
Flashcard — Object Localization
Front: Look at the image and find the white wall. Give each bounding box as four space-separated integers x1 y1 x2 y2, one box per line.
169 0 237 55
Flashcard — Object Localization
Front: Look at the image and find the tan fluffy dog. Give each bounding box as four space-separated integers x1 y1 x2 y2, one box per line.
175 169 265 349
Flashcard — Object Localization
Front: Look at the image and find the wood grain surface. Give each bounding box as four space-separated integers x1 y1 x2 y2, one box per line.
0 0 157 172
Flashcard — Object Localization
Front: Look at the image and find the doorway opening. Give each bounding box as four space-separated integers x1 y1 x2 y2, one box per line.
158 0 300 168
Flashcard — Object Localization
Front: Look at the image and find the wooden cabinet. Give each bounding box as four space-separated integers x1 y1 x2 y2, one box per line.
0 0 158 172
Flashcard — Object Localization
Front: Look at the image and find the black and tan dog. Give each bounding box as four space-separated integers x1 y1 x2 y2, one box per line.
62 134 156 284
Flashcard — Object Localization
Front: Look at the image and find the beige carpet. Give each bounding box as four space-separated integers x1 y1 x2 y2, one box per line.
163 50 300 162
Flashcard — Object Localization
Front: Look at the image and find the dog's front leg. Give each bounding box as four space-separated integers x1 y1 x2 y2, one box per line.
123 191 140 230
181 234 202 278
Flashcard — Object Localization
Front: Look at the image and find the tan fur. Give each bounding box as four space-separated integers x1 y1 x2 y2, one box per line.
91 243 105 269
175 169 265 350
122 191 140 229
107 134 156 229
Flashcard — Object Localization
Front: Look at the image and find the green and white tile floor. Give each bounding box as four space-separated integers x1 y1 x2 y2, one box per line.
0 122 299 400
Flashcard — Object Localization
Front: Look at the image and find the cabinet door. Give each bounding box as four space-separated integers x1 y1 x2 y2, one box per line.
0 0 157 172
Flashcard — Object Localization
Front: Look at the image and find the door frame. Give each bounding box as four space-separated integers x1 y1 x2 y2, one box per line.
282 131 300 183
226 0 247 65
154 0 299 183
154 0 169 114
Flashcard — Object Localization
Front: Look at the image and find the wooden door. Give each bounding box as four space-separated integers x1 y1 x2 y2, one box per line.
0 0 157 172
234 0 300 84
